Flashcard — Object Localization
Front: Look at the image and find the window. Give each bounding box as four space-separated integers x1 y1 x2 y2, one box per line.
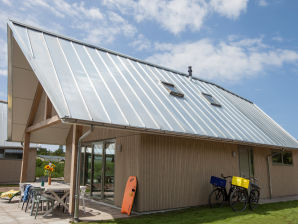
272 151 293 165
202 93 221 107
161 81 184 98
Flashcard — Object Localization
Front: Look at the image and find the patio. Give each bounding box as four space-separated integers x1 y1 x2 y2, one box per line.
0 195 131 223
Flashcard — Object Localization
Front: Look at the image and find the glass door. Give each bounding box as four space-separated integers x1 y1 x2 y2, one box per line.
103 141 115 201
81 139 115 202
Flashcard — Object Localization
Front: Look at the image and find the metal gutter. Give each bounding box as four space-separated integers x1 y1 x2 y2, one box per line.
74 125 94 222
61 117 298 150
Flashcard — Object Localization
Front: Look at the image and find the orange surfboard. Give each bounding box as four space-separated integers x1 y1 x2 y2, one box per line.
121 176 137 215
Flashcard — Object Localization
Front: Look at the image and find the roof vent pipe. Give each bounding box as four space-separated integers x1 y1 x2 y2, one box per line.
188 66 192 81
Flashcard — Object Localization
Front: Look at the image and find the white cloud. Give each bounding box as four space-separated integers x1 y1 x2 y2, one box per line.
272 35 283 42
210 0 248 19
0 0 11 6
147 38 298 82
103 0 248 34
258 0 268 7
131 34 151 51
0 69 6 76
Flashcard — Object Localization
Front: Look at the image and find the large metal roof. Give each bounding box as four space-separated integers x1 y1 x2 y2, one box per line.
7 20 298 149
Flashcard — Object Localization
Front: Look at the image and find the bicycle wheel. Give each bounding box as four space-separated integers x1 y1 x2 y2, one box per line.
208 188 225 208
249 189 260 210
229 188 248 212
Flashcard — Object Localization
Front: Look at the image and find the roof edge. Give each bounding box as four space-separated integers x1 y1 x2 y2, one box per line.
9 19 253 104
62 117 298 150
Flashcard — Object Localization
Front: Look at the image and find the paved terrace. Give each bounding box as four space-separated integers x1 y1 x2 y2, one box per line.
0 197 131 224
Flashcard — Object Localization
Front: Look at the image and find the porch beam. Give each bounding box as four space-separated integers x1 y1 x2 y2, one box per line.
20 132 30 182
44 95 52 120
26 115 61 133
26 82 43 128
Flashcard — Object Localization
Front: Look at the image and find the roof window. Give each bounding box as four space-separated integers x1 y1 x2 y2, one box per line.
202 93 221 107
162 81 184 98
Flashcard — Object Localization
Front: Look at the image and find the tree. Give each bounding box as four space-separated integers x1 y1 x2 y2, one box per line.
37 147 48 155
53 145 65 156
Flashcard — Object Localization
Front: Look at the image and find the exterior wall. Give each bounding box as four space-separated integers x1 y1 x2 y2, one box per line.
114 134 141 209
64 126 298 212
136 134 240 212
253 147 270 198
269 149 298 197
254 147 298 199
0 148 36 184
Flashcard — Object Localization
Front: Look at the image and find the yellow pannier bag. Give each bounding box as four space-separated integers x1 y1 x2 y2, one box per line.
232 176 250 189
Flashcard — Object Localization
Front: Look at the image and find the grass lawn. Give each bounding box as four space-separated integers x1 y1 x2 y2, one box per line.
78 200 298 224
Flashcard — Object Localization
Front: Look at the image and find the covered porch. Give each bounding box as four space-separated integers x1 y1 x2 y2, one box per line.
7 20 142 220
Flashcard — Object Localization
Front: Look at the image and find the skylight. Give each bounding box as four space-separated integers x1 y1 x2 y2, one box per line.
162 81 184 98
202 93 221 107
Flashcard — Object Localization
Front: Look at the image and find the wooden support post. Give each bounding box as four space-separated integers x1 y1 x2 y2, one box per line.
20 132 30 183
69 125 82 215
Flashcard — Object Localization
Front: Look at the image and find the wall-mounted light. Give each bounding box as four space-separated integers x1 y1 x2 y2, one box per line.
232 151 236 158
116 144 122 152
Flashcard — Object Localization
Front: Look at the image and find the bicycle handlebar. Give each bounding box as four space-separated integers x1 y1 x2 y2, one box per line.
221 173 232 179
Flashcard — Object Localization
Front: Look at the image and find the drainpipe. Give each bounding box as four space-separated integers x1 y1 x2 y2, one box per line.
267 150 284 199
74 125 94 222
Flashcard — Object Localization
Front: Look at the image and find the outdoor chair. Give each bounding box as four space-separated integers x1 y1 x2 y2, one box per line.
80 186 87 213
30 188 55 219
63 186 87 213
18 183 28 207
21 184 32 210
0 190 20 203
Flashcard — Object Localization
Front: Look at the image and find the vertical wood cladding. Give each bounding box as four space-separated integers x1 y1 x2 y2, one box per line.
138 134 239 211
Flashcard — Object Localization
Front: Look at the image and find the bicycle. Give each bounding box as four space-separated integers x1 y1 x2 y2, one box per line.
229 176 261 212
229 182 249 212
208 174 234 208
249 177 260 210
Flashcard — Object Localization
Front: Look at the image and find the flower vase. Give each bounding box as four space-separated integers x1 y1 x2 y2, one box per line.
48 176 52 185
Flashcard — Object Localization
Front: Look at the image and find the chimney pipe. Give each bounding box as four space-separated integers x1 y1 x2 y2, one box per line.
188 66 192 81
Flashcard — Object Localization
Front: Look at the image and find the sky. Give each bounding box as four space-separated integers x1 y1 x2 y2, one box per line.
0 0 297 140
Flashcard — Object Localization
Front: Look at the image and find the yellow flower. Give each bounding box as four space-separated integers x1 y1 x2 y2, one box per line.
44 165 50 170
50 167 54 172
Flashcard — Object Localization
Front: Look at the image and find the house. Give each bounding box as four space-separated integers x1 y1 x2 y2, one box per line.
0 101 36 184
6 20 298 216
37 155 65 162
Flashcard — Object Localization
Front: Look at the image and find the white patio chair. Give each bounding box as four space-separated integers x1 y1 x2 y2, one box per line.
80 186 87 213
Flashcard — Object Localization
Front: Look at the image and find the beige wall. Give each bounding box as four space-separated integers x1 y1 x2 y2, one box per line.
0 148 36 184
64 126 298 212
129 134 298 212
134 134 239 211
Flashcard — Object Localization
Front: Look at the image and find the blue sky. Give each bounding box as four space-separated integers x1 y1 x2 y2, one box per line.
0 0 297 139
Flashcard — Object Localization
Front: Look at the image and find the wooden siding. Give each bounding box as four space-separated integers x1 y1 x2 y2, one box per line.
0 148 36 184
114 134 141 208
270 149 298 197
137 134 239 211
253 147 270 198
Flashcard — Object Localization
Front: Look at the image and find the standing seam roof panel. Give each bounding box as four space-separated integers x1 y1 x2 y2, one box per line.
9 21 298 149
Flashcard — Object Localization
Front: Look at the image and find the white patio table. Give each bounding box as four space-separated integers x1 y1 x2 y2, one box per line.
25 182 70 216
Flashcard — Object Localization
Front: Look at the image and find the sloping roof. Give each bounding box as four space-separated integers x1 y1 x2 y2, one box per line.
7 20 298 149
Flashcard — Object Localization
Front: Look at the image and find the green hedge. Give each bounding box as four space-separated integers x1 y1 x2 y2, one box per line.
35 159 65 178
